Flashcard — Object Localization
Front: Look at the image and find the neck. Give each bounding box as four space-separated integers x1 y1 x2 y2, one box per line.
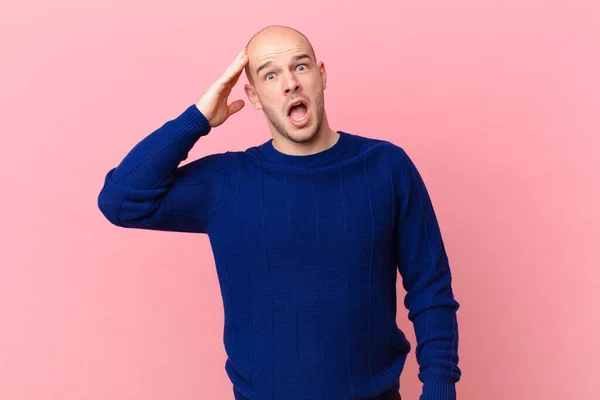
270 113 338 156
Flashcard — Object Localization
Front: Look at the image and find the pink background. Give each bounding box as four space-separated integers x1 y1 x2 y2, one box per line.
1 1 599 399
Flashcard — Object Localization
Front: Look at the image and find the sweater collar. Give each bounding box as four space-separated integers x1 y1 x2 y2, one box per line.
258 131 352 169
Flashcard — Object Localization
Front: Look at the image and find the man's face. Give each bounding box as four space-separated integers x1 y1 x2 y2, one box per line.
245 35 327 143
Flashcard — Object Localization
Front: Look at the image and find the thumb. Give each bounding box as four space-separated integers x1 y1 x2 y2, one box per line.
228 99 245 116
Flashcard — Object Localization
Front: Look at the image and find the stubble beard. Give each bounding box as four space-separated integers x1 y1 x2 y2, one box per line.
262 88 325 144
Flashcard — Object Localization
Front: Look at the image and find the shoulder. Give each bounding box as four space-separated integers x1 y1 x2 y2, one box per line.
343 131 412 168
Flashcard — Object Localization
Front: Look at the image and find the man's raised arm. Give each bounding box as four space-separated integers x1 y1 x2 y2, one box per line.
97 48 249 234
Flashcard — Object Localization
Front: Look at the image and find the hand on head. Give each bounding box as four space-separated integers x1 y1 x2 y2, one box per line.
196 47 249 128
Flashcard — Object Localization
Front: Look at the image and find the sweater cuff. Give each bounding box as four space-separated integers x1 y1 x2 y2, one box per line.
421 375 456 400
174 104 212 136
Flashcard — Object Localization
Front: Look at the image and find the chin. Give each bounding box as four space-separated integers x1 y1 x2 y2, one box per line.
286 125 319 143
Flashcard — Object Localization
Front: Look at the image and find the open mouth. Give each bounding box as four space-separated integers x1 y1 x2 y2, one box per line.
287 99 310 127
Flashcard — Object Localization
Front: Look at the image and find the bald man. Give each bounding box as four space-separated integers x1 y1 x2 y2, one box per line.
98 25 461 400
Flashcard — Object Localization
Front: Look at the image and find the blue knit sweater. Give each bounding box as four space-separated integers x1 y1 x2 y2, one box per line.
97 104 461 400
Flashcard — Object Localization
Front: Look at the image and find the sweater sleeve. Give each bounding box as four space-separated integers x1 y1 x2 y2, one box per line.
97 104 229 234
393 148 461 400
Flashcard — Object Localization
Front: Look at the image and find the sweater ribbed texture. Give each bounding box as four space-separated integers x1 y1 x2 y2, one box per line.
97 104 461 400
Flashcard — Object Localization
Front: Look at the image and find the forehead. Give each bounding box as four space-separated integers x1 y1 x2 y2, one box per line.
248 32 313 70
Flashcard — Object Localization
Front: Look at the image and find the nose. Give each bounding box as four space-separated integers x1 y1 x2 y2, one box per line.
283 73 301 95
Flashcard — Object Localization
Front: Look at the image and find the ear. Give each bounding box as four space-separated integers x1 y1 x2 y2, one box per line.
318 61 327 90
244 83 263 110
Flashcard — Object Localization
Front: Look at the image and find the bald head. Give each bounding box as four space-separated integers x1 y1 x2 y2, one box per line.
244 25 317 85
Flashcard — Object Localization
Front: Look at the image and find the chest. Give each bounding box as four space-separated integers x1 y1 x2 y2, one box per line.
212 163 398 258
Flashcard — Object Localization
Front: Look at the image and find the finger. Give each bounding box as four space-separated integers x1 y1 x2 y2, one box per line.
221 50 248 85
228 61 246 86
219 49 245 81
227 99 245 116
226 54 248 84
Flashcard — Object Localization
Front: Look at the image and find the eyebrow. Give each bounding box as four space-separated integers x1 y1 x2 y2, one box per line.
255 53 313 77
